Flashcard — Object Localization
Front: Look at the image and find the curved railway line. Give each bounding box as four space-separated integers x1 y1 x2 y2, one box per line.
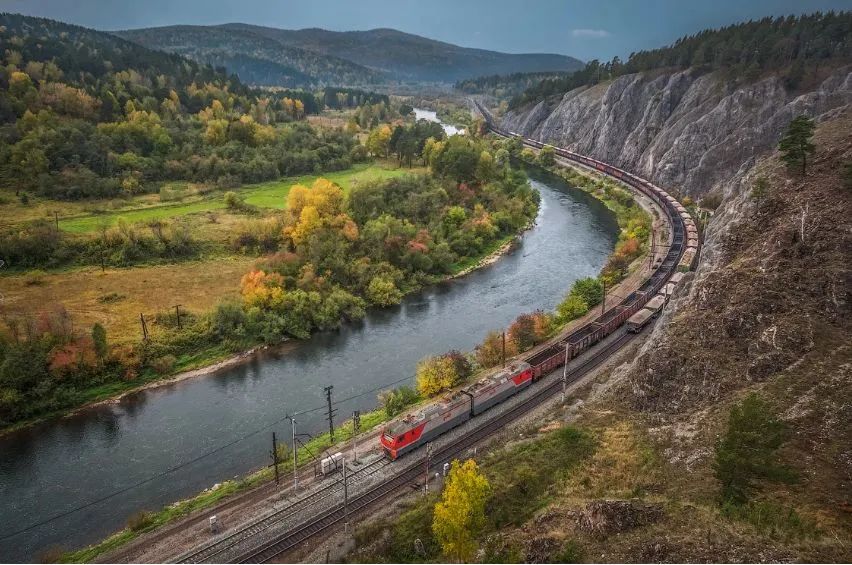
173 106 698 563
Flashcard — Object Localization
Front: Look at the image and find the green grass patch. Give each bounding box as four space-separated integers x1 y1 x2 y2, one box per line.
484 425 596 528
59 200 227 233
57 163 421 233
721 499 820 540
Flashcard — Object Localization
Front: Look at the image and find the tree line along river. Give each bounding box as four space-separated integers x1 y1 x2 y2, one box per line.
0 160 619 562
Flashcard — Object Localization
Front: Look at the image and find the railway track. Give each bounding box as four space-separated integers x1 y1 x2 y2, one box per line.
236 331 634 563
177 457 390 563
174 108 694 563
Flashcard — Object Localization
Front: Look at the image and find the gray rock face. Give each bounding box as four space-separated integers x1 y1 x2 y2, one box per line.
501 68 852 197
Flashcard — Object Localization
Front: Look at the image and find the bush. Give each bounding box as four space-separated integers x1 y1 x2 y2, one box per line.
366 275 402 306
556 294 588 324
553 539 584 563
713 393 794 505
150 355 176 375
416 355 461 397
475 330 516 368
23 269 47 286
378 385 420 418
126 510 155 532
507 310 550 353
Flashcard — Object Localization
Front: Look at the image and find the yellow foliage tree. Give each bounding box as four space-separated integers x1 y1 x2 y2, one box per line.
204 118 228 146
283 178 352 245
240 269 285 308
366 124 392 157
288 205 322 245
432 459 491 563
416 355 459 397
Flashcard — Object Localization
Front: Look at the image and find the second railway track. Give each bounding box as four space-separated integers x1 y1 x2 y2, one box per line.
236 331 634 563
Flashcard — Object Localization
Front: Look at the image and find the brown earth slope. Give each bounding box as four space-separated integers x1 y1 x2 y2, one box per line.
345 110 851 564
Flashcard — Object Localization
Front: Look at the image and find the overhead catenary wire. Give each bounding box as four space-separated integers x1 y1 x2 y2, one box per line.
0 371 417 541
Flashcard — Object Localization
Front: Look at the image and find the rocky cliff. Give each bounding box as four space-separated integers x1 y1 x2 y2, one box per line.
501 68 852 198
500 71 851 560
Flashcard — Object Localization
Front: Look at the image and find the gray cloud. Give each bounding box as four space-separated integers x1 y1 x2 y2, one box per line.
571 28 611 38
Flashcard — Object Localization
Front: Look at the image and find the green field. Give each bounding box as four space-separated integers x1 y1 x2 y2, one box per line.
57 163 423 233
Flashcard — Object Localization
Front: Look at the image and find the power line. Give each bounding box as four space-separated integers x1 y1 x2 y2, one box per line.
0 371 419 541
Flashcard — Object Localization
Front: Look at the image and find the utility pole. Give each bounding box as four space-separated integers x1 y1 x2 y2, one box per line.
352 410 360 464
54 211 59 232
139 313 149 341
424 443 433 494
342 456 349 533
501 331 506 367
601 280 607 315
271 432 280 485
174 305 183 330
561 342 570 404
287 415 298 491
649 228 656 270
324 386 337 442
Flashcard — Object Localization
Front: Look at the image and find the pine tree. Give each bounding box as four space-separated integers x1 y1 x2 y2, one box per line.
778 115 816 175
713 393 793 505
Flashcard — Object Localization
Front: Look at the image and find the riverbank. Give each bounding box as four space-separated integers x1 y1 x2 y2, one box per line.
0 219 529 438
61 161 655 564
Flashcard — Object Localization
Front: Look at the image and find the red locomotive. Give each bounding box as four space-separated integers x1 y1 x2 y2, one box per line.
380 363 532 460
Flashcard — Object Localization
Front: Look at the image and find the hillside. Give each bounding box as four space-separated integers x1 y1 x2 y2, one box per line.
500 66 851 198
115 25 385 87
118 24 583 86
510 12 852 109
348 88 852 565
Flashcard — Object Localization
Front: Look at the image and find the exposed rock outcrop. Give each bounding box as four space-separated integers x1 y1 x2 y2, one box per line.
501 68 852 198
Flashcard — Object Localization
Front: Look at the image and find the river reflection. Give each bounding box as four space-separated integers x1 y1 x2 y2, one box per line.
0 166 618 561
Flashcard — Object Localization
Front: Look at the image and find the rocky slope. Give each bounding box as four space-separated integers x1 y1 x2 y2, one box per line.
343 107 851 563
496 86 852 561
501 67 852 198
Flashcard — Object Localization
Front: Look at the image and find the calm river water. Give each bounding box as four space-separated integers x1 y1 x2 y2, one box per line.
0 166 618 561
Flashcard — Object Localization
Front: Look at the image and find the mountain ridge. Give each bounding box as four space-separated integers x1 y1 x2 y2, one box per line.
116 23 583 85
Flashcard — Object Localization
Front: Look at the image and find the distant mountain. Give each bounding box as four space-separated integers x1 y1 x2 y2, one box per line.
117 24 584 86
115 25 386 88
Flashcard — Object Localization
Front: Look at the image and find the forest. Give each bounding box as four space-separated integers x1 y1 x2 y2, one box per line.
509 12 852 108
0 14 544 428
0 132 538 427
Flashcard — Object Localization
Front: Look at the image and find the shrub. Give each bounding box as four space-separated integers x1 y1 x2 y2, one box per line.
475 330 517 368
507 310 550 353
444 349 473 381
378 385 420 418
556 294 588 324
126 510 155 532
366 275 402 306
416 355 460 397
150 355 176 375
23 269 47 286
713 393 794 505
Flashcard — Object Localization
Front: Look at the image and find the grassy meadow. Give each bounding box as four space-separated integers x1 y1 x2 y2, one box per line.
52 162 423 233
0 162 424 345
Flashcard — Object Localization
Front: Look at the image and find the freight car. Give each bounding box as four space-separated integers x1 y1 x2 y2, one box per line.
379 113 696 460
380 363 532 459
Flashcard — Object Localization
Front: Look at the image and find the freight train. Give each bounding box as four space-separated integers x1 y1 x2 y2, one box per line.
379 120 698 461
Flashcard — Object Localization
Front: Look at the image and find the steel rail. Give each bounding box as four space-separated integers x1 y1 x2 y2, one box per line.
176 457 389 563
237 331 633 563
193 107 693 563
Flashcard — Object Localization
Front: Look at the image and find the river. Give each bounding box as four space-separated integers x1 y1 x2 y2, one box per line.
413 107 465 136
0 166 618 562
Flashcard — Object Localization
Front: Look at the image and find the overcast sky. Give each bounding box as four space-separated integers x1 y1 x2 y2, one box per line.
3 0 850 61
